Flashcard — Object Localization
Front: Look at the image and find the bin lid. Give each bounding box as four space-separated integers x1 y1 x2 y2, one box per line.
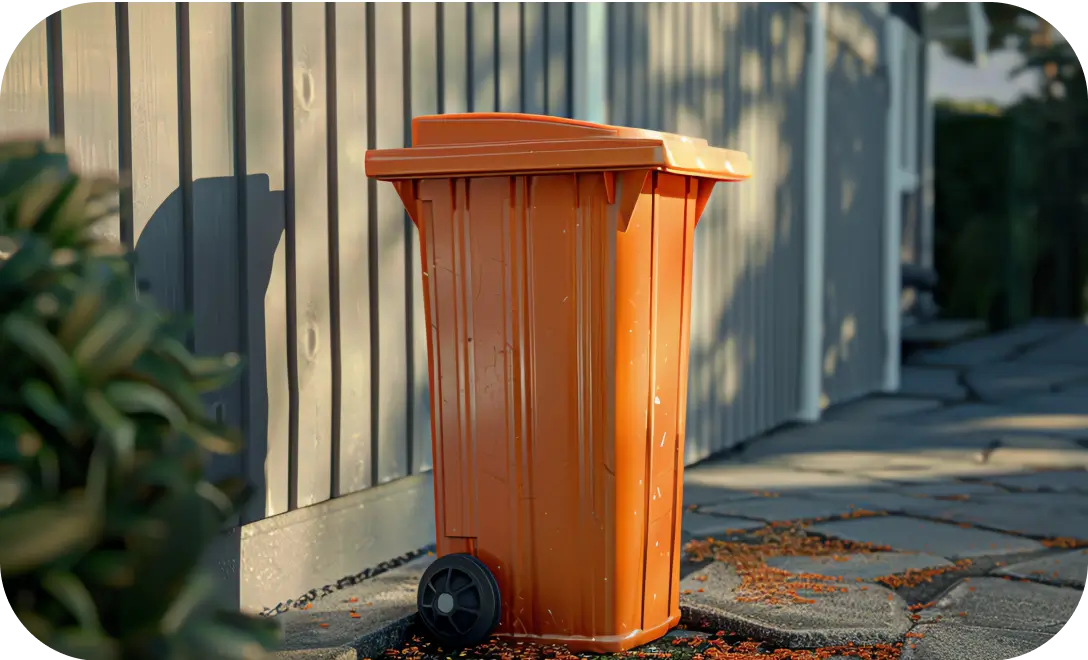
365 113 752 182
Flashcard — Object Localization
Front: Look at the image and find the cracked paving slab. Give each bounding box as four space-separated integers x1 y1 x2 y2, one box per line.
679 562 912 649
822 396 945 422
898 366 969 401
763 553 956 582
995 549 1088 588
683 511 767 538
910 320 1077 368
899 624 1053 660
807 516 1044 558
919 577 1082 635
964 361 1088 402
973 469 1088 493
918 498 1088 541
700 495 894 523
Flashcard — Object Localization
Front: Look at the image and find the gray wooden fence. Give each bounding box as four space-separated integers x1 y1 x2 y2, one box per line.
1 1 895 611
607 2 811 460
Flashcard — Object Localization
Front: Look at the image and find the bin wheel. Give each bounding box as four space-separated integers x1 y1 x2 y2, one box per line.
417 553 501 648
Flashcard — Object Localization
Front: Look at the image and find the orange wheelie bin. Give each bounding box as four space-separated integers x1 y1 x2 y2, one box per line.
365 113 751 653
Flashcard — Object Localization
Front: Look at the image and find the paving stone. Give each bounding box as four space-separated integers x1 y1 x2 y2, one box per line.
899 624 1052 660
898 367 967 400
735 420 1006 464
823 397 944 422
996 549 1088 588
968 491 1088 512
925 577 1082 634
807 516 1044 558
964 361 1088 402
683 483 762 507
905 401 1088 441
679 562 912 649
274 556 431 660
894 482 1006 499
980 436 1088 470
911 320 1076 368
976 469 1088 493
763 553 955 582
685 461 885 494
683 511 766 538
856 461 1035 484
701 496 881 523
918 499 1088 541
1015 325 1088 365
808 489 943 514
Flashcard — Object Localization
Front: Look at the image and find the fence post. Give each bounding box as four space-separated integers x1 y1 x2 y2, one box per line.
882 16 905 393
799 2 827 422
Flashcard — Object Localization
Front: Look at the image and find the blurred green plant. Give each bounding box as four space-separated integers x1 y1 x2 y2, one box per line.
0 140 281 659
934 106 1040 328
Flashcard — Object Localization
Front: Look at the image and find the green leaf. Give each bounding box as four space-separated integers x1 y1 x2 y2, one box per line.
194 481 235 520
84 308 160 378
160 571 217 636
212 477 253 513
74 306 136 373
14 169 71 231
104 381 187 430
2 312 79 398
79 550 138 588
0 497 101 574
41 571 102 633
46 627 118 660
57 283 106 350
0 234 52 297
21 380 76 436
127 353 209 420
185 422 243 456
84 390 136 466
0 413 42 462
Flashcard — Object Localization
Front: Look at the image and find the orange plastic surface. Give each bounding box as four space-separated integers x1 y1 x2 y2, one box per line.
365 112 752 183
365 114 748 653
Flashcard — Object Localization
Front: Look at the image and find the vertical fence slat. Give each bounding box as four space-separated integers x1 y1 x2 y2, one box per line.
372 2 409 484
333 2 373 495
633 4 649 129
409 2 438 474
242 2 289 518
187 3 244 485
441 3 468 114
521 3 545 115
470 2 495 112
61 3 119 243
606 3 627 126
285 2 333 508
545 2 569 117
127 4 183 318
497 2 520 112
0 20 51 137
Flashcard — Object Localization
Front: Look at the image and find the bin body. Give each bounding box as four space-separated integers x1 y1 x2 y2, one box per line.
366 114 750 653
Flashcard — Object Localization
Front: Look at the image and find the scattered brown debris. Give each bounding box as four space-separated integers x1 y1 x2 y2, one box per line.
386 630 906 660
684 524 893 606
874 559 974 589
1043 537 1088 549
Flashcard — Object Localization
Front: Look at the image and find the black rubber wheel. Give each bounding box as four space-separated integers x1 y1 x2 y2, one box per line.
417 553 501 648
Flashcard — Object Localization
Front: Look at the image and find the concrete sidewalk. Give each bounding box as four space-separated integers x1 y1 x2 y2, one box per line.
277 320 1088 660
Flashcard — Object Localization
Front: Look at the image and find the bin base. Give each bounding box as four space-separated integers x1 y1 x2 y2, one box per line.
492 612 680 654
